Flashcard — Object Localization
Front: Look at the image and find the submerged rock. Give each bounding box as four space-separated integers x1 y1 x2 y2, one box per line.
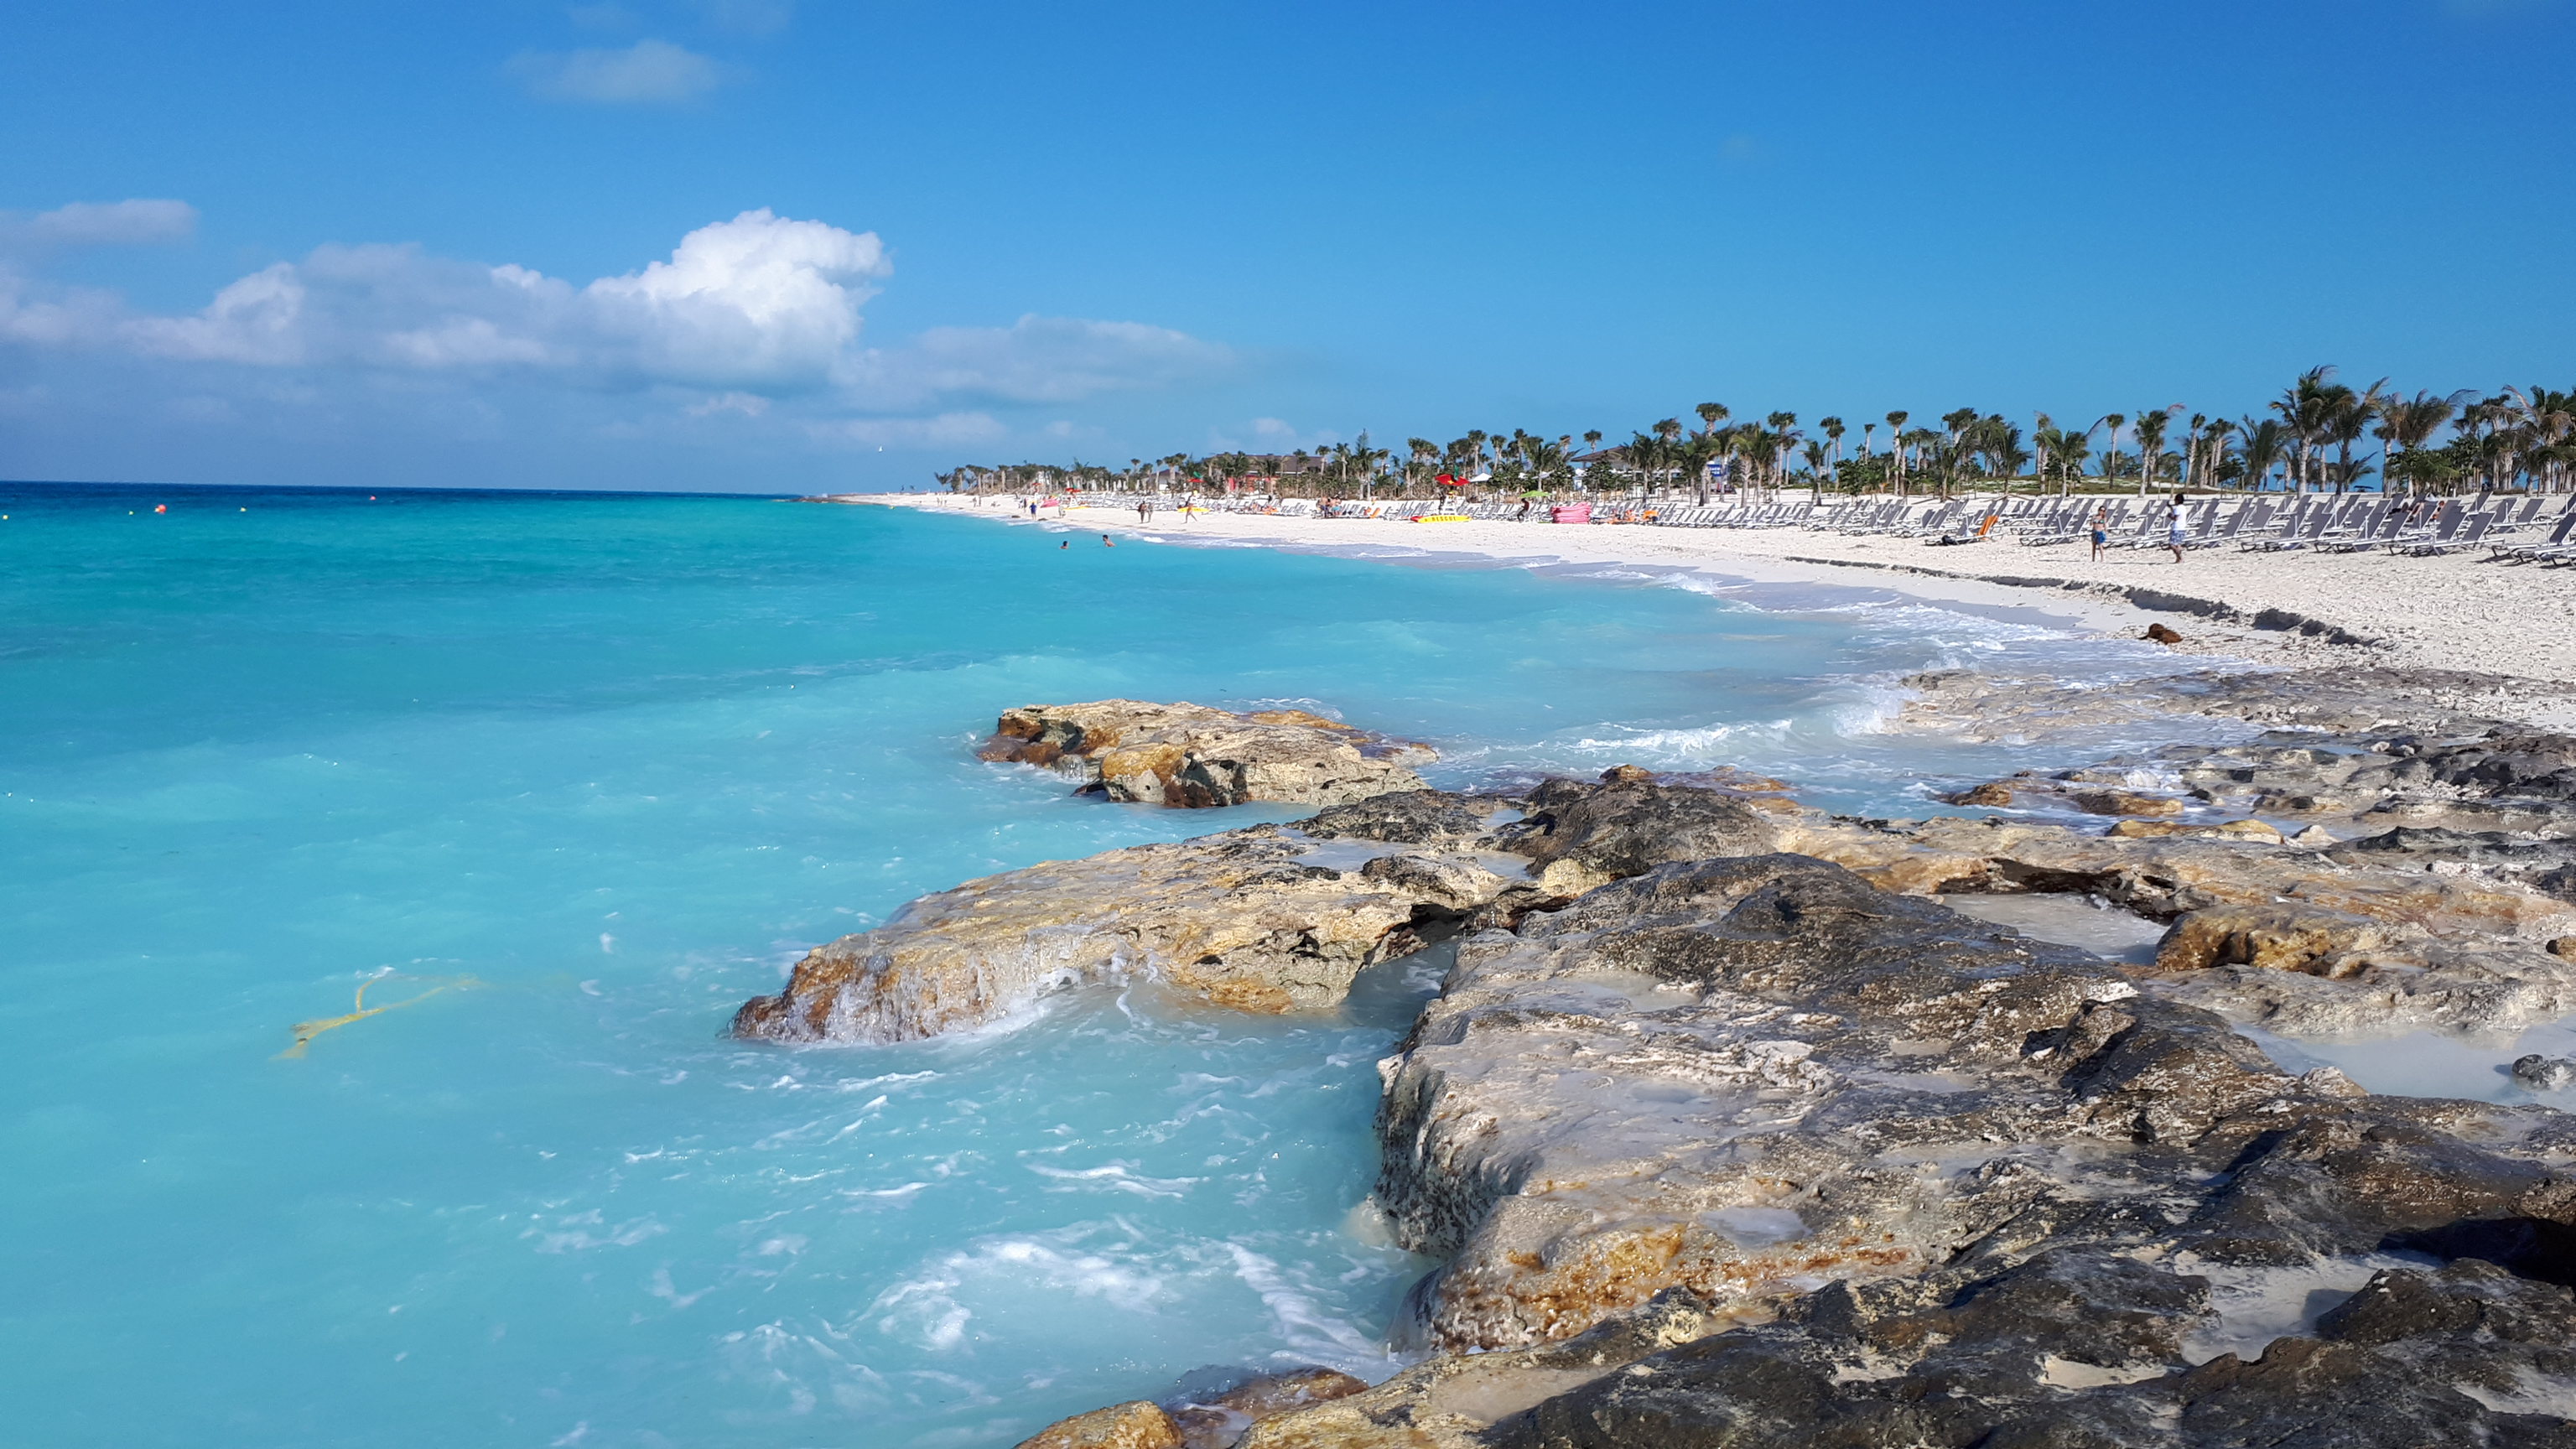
977 699 1436 808
2514 1053 2576 1091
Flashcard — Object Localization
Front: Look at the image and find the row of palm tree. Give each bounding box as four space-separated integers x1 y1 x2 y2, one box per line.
933 368 2576 501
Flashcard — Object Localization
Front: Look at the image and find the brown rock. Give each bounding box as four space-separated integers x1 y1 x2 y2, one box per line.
1943 781 2016 808
2144 622 2184 644
979 699 1436 808
1213 1367 1368 1420
1016 1400 1183 1449
2551 937 2576 958
2070 789 2186 818
1168 1366 1374 1447
2106 818 2284 844
2152 904 2393 977
1598 764 1655 783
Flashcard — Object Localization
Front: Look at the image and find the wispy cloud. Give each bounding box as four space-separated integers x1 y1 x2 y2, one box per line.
0 199 198 251
511 39 730 105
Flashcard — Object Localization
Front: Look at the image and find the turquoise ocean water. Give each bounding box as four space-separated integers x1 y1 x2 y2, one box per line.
0 485 2179 1447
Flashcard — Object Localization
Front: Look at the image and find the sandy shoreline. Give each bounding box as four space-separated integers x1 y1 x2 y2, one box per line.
844 491 2576 699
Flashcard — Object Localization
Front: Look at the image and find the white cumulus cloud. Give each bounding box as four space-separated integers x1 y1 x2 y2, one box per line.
0 203 1229 454
512 39 730 104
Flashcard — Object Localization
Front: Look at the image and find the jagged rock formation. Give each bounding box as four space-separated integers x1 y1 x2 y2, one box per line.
1235 852 2576 1445
857 673 2576 1446
738 728 2576 1046
976 699 1437 807
731 799 1548 1043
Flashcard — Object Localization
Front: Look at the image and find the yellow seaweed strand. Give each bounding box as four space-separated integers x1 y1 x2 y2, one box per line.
278 973 480 1059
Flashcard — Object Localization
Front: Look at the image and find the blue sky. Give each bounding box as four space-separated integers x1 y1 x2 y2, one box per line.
3 0 2571 491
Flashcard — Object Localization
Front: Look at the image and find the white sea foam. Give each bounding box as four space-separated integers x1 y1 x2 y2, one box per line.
1223 1242 1397 1369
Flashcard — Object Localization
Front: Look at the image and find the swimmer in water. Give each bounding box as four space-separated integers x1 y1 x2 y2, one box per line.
1101 535 1114 547
1059 540 1068 549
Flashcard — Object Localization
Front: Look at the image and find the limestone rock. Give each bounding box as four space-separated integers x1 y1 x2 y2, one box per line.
978 699 1436 808
732 816 1536 1044
2151 903 2394 977
1167 1367 1368 1449
1895 665 2566 740
1356 849 2576 1388
1016 1400 1183 1449
1239 1290 1735 1449
1374 854 2310 1353
1494 777 1783 891
1469 1258 2576 1449
2106 817 2284 843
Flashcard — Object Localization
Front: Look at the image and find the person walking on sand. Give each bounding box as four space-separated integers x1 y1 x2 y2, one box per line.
2167 492 2189 564
2090 506 2110 561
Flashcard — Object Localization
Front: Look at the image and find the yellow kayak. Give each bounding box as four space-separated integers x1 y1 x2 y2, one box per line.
1410 513 1472 522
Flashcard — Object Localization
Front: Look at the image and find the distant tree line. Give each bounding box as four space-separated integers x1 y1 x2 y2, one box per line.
932 368 2576 501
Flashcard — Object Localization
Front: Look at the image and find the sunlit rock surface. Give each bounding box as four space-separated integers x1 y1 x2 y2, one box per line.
938 673 2576 1446
976 699 1437 808
731 804 1543 1043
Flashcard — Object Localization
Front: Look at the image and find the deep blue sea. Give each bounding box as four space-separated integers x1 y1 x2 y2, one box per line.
0 483 2182 1448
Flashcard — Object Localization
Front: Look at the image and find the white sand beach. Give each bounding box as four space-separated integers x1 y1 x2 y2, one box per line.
853 492 2576 691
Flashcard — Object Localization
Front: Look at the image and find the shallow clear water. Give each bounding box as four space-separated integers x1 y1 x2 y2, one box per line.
1 483 2188 1448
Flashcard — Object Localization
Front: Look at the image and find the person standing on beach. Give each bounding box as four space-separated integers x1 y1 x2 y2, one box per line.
2167 493 2189 563
2090 506 2110 561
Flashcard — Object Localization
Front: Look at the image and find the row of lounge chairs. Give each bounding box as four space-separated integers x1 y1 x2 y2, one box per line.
1187 490 2576 566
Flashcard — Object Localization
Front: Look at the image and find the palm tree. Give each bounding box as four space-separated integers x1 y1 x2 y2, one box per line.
2132 405 2181 496
1680 433 1725 504
1764 413 1800 496
2370 393 2444 497
1883 410 1910 494
2196 418 2236 491
1695 402 1728 438
1820 416 1846 475
2091 413 2127 486
2270 366 2344 491
2237 417 2284 491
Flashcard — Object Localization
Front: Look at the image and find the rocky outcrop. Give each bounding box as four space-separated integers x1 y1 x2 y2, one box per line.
1015 1400 1183 1449
1897 664 2573 741
916 679 2576 1445
1237 851 2576 1445
738 740 2576 1046
977 700 1436 808
731 805 1546 1044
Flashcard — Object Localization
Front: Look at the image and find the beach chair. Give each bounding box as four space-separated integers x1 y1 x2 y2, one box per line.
2394 512 2490 557
2384 501 2463 553
2246 500 2333 551
2490 512 2576 562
